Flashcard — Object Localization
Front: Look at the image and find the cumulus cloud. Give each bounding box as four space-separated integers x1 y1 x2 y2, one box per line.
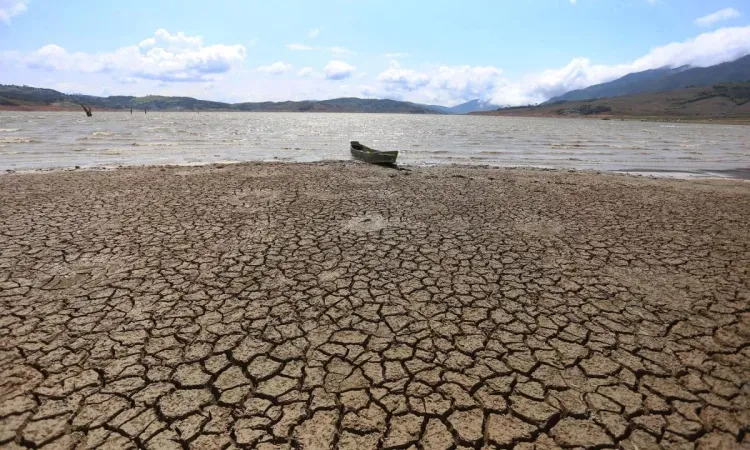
432 65 504 101
0 0 27 23
375 62 503 105
377 62 430 91
19 29 246 82
629 26 750 69
297 67 315 77
695 8 740 27
488 58 632 105
371 26 750 106
139 29 203 50
323 60 355 80
490 26 750 105
257 61 292 75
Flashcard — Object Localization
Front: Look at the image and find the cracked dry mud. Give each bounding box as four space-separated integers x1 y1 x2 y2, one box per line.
0 162 749 450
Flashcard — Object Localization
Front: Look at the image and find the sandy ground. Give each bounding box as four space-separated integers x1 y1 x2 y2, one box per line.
0 162 748 450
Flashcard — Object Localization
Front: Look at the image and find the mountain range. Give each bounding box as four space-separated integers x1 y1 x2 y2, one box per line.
418 99 503 114
544 54 750 104
0 84 503 115
474 82 750 121
0 86 441 114
2 54 749 115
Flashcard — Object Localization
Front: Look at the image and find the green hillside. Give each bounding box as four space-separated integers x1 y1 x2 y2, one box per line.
0 85 440 114
474 82 750 122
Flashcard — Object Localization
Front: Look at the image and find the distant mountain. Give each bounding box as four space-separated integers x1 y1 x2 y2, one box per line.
232 97 438 114
545 54 750 104
417 99 503 114
0 85 440 114
448 99 503 114
474 82 750 121
417 103 453 114
0 84 509 114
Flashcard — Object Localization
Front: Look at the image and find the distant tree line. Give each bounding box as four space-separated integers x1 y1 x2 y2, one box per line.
0 85 439 113
683 82 750 106
556 104 612 115
711 82 750 105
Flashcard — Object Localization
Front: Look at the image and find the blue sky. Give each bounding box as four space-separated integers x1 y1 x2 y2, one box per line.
1 0 749 105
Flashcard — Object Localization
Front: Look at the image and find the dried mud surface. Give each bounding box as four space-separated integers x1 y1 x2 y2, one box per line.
0 162 748 449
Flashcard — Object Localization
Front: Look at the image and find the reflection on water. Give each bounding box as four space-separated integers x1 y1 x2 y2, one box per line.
0 111 748 176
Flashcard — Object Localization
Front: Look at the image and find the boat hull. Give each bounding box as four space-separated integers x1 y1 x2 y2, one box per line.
350 141 398 164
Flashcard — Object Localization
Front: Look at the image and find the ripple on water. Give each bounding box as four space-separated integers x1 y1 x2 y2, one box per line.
131 142 179 147
0 112 748 174
0 137 36 144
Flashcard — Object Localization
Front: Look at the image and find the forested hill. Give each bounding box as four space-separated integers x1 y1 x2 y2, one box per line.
0 85 441 114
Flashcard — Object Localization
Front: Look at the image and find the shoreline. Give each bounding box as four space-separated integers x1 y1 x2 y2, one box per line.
4 159 750 181
470 111 750 126
2 106 749 124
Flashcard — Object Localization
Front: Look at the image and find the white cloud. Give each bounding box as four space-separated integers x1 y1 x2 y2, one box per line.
370 26 750 106
19 29 246 82
375 62 504 105
629 26 750 69
323 60 355 80
377 61 430 91
139 29 203 50
4 22 749 107
489 26 750 105
287 43 314 51
432 65 504 100
52 82 89 94
487 58 627 106
116 76 139 85
0 0 27 23
695 8 740 27
308 28 320 38
257 61 292 75
297 67 315 77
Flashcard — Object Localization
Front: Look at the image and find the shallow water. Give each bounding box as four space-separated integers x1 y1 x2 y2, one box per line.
0 111 748 176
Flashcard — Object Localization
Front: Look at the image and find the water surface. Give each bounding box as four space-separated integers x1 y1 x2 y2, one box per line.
1 112 748 177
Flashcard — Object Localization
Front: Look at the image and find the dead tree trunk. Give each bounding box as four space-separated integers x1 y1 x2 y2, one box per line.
80 104 92 117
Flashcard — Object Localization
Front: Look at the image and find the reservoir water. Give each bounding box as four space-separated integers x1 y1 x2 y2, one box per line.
1 111 748 177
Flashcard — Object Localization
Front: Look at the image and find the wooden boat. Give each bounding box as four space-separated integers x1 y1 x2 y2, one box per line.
350 141 398 165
